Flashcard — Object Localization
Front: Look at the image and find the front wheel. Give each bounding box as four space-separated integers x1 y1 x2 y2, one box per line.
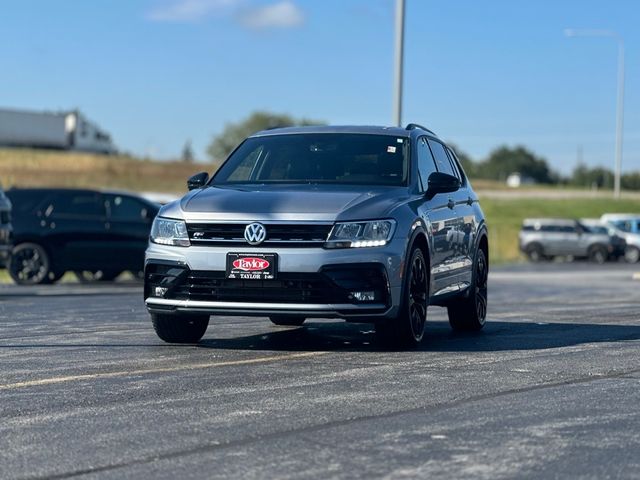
448 248 488 331
375 246 428 347
8 243 52 285
151 313 209 343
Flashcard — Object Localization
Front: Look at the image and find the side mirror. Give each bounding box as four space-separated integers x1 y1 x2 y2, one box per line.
426 172 460 197
187 172 209 191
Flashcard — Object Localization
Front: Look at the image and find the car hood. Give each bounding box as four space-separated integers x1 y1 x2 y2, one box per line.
162 185 410 222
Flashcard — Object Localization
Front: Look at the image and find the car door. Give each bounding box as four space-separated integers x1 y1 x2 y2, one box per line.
104 194 157 272
557 224 581 255
414 137 457 295
445 146 477 285
39 191 109 270
425 138 468 289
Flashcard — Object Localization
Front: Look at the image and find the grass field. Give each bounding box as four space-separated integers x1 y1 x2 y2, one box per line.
0 148 214 193
1 147 639 269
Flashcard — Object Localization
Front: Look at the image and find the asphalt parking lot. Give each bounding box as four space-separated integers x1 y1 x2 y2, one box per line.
1 263 639 479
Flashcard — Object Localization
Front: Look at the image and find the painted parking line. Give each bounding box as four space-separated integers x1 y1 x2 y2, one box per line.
0 351 326 391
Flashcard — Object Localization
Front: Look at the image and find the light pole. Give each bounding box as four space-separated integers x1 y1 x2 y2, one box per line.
565 29 625 199
393 0 406 127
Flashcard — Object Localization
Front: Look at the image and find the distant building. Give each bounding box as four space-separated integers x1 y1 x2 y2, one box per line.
506 172 535 188
0 107 116 154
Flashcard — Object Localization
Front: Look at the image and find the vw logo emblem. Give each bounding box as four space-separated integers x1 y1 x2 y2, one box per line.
244 223 267 245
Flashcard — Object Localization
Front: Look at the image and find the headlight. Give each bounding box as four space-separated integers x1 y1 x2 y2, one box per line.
325 220 396 248
150 217 190 247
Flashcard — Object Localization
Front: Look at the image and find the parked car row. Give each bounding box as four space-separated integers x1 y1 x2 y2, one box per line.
2 188 160 284
519 215 640 263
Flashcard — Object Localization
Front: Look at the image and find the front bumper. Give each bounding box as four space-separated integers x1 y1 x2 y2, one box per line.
144 242 405 320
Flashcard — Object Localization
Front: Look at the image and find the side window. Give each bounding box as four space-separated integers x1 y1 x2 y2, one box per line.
47 192 104 218
427 139 455 176
417 137 437 191
107 195 149 222
445 147 466 184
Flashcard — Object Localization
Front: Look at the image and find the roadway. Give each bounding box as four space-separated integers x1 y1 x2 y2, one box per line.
0 263 639 479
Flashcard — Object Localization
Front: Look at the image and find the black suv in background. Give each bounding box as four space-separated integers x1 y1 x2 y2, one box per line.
0 186 12 268
6 188 160 284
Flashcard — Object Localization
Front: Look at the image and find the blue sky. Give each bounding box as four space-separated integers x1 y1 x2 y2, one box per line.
1 0 639 174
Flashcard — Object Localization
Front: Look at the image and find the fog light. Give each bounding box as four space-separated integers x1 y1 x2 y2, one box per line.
352 291 375 302
154 286 168 297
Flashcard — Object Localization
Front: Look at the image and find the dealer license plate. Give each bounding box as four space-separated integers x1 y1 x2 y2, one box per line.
226 253 277 280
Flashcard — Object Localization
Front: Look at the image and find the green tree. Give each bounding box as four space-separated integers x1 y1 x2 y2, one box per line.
570 163 614 189
207 111 325 162
621 172 640 191
477 146 558 184
447 143 476 178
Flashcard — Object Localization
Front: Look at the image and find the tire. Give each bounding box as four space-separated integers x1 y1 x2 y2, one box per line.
269 315 306 326
448 248 488 332
151 313 209 343
74 270 122 282
375 246 428 348
525 243 545 262
588 245 608 264
624 246 640 264
8 243 52 285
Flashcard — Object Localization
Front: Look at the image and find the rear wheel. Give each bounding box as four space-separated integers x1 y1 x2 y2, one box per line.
375 246 428 347
448 248 488 332
151 313 209 343
8 243 52 285
588 245 608 264
269 316 306 326
525 243 545 262
624 246 640 263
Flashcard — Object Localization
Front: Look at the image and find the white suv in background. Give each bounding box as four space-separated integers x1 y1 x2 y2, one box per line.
600 214 640 263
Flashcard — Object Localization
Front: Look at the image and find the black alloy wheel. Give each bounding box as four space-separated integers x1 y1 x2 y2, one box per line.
407 249 428 342
474 249 489 325
376 247 428 347
8 243 52 285
447 247 488 331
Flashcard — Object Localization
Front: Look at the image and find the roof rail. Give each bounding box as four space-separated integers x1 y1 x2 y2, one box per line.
405 123 436 135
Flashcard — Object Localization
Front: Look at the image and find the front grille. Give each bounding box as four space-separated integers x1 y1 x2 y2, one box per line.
145 263 389 306
186 223 333 247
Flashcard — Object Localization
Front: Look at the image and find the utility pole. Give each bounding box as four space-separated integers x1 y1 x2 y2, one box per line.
565 29 625 199
392 0 406 127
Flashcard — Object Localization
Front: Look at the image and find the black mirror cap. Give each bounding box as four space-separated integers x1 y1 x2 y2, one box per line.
426 172 461 197
187 172 209 191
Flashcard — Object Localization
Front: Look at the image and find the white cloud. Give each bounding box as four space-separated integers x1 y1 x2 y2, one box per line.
238 1 304 30
146 0 241 22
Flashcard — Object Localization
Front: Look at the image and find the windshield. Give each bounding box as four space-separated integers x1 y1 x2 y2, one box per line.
212 133 409 186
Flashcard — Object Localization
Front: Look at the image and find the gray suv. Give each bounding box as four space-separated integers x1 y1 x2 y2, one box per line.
144 125 489 346
519 218 619 263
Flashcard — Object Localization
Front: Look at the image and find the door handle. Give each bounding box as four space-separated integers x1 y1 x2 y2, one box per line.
447 198 455 209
